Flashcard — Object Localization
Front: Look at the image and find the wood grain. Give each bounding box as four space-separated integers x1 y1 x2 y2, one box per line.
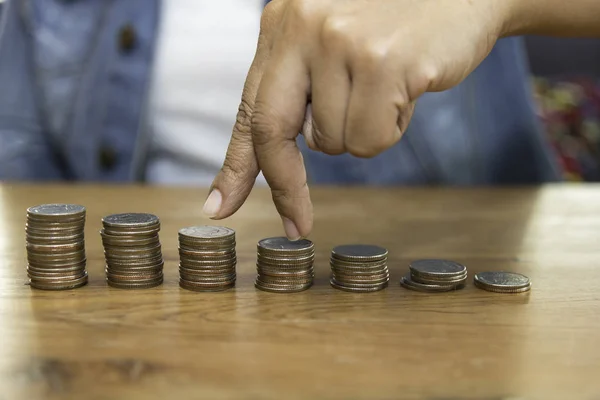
0 183 599 400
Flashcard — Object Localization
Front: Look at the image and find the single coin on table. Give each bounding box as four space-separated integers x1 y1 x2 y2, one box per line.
474 271 531 293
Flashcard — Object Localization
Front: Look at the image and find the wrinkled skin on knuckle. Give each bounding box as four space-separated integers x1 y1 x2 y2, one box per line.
251 106 281 147
233 100 253 136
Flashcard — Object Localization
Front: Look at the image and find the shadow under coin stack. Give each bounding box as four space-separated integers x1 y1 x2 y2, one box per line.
101 213 164 289
255 237 315 293
401 259 467 292
26 204 88 290
330 244 389 292
178 226 237 292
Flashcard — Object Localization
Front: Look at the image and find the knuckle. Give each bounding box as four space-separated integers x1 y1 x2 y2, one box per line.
251 105 279 147
320 17 350 49
271 182 309 203
289 0 314 25
221 152 247 181
411 62 439 95
358 41 391 72
345 137 389 158
260 1 279 33
313 129 344 155
233 100 253 135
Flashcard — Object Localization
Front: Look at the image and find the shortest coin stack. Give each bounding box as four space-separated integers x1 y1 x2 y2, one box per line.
179 226 237 292
474 271 531 293
26 204 88 290
401 259 467 292
255 237 315 293
102 213 164 289
330 245 389 292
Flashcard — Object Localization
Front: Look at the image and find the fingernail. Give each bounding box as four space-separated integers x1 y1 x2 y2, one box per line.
203 189 222 218
282 217 301 241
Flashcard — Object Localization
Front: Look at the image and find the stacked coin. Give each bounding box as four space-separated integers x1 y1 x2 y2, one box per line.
401 259 467 292
330 244 389 292
178 226 237 292
474 271 531 293
101 213 164 289
26 204 88 290
255 237 314 293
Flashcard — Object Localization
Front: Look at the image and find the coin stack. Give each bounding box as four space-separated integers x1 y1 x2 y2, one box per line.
330 244 390 292
101 213 164 289
474 271 531 293
401 259 467 292
255 237 315 293
178 226 237 292
26 204 88 290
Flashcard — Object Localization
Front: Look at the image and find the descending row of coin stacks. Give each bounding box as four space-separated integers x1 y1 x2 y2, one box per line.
26 204 89 290
255 237 315 293
400 259 467 292
178 226 237 292
101 213 164 289
329 245 390 292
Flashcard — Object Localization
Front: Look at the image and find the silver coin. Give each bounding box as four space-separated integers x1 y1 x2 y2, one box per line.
102 226 160 236
105 255 164 267
332 272 390 283
27 204 86 219
29 273 88 290
26 223 85 234
107 262 164 272
254 280 312 293
329 258 387 268
26 241 85 253
179 278 237 288
178 226 235 239
107 278 163 289
180 273 237 283
409 259 467 278
179 280 235 292
256 267 314 277
331 244 388 262
102 213 159 227
257 252 314 263
258 237 314 252
257 259 314 269
473 271 531 292
178 241 236 252
330 279 387 293
400 275 465 293
179 257 237 269
26 233 85 245
27 262 86 273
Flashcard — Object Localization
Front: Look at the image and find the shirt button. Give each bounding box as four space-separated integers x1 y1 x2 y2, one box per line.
99 146 118 171
118 24 136 53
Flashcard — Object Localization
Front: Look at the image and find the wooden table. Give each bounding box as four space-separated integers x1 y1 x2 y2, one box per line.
1 184 599 400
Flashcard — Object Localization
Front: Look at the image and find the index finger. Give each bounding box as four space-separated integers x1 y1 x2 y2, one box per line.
252 50 313 240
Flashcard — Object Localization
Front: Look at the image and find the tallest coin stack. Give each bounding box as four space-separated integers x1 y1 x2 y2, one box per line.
25 204 88 290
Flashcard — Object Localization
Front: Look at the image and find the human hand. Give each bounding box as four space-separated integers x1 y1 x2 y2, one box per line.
204 0 509 239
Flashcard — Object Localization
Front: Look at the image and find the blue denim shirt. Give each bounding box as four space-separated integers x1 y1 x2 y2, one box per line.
0 0 561 184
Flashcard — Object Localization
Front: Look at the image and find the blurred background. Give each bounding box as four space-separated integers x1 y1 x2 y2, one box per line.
0 1 599 185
